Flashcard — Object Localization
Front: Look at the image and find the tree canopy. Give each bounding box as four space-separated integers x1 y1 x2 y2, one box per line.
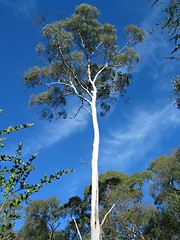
24 3 144 120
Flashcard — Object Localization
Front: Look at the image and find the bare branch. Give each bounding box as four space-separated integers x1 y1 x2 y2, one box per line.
93 63 108 83
116 37 130 54
72 217 83 240
80 159 91 165
100 204 115 227
69 80 91 105
69 104 83 119
117 42 129 54
124 225 146 240
45 81 72 88
48 50 92 99
48 27 90 97
83 105 92 115
90 41 103 58
58 48 92 98
78 31 86 50
128 218 146 240
87 60 93 84
0 202 5 213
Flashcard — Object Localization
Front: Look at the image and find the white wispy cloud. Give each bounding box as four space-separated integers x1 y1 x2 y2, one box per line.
134 1 177 75
0 0 38 17
100 103 180 173
23 109 89 154
59 165 91 202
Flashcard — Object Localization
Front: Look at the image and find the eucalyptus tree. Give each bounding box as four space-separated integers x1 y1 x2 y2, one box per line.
61 196 90 239
24 4 144 239
84 170 153 239
147 148 180 239
17 197 64 240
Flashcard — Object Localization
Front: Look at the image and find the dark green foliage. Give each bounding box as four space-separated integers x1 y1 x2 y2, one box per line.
82 170 153 239
148 148 180 206
24 3 144 120
16 150 180 239
17 197 65 240
0 110 73 239
147 148 180 239
61 196 90 239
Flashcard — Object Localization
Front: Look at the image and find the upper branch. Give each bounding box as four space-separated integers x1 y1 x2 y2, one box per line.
93 63 108 83
78 31 86 51
116 38 130 54
90 41 103 58
69 80 91 105
57 47 92 98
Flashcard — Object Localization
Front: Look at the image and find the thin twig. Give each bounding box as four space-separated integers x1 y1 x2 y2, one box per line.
69 105 83 119
80 159 91 165
90 41 103 58
45 81 72 88
72 217 83 240
69 80 91 105
116 40 130 54
83 105 92 115
101 204 115 227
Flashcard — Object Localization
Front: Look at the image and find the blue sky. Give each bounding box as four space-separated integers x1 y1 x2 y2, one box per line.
0 0 179 209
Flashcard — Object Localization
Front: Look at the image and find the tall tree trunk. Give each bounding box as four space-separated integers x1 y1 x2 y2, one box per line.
90 87 101 240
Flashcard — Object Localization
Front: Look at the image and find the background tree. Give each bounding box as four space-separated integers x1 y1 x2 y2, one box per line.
61 196 90 239
0 110 72 240
24 4 144 239
84 170 153 239
147 148 180 239
17 197 64 240
16 150 179 239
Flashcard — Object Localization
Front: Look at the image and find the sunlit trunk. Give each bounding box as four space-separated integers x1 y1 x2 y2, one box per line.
90 86 101 240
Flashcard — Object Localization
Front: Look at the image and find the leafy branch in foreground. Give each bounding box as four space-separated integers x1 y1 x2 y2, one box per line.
150 0 180 109
0 110 73 240
173 76 180 109
151 0 180 57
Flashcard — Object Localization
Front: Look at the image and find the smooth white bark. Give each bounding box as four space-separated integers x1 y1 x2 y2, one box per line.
90 86 101 240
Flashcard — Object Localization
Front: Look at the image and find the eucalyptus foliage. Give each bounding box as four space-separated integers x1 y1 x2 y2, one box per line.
147 148 180 239
17 197 65 240
24 3 144 120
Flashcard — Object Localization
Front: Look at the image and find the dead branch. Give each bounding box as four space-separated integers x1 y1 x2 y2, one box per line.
70 105 83 119
72 216 83 240
80 159 91 165
100 204 115 227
